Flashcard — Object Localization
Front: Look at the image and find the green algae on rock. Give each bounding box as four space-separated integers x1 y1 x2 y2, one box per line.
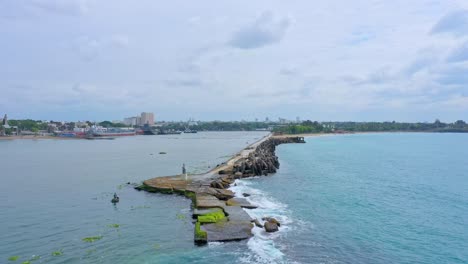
197 209 225 224
194 222 207 244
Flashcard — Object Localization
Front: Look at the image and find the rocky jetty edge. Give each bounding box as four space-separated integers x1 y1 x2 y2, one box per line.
136 135 305 244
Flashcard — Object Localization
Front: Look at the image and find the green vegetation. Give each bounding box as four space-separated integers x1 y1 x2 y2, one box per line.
274 120 326 134
108 224 120 228
161 121 270 131
8 256 20 261
21 261 30 264
99 121 127 128
51 250 63 256
82 236 103 243
194 222 207 241
197 209 225 224
274 119 468 134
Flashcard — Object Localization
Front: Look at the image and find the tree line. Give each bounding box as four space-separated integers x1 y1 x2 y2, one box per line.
274 120 468 134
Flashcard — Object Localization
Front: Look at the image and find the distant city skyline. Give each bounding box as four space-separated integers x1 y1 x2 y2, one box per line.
1 1 467 122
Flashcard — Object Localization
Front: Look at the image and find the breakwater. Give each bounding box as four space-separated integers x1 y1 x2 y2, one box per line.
137 135 305 244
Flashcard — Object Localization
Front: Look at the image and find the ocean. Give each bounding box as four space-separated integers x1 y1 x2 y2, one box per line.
1 132 467 263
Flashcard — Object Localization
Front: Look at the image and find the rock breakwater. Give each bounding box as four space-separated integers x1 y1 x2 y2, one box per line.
137 135 305 244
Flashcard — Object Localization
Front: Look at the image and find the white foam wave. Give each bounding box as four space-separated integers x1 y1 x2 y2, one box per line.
229 179 293 264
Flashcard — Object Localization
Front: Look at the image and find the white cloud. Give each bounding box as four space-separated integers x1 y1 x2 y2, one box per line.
228 11 291 49
72 35 130 61
1 1 468 121
431 10 468 36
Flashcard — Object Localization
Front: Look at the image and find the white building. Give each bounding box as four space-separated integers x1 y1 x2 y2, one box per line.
141 112 154 125
123 112 154 126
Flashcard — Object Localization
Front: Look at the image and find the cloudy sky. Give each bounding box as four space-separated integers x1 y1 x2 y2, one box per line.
1 0 468 122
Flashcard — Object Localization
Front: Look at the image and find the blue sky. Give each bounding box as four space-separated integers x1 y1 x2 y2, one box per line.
1 0 467 122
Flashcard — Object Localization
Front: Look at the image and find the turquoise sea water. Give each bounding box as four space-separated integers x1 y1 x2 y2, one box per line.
0 132 267 264
1 132 467 263
232 133 468 263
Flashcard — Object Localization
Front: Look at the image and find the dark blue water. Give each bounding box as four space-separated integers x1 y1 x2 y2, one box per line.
2 132 467 263
232 133 468 263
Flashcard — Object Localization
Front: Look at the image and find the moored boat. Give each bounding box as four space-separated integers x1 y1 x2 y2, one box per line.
88 126 136 137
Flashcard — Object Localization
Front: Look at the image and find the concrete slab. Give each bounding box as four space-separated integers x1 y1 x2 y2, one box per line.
226 197 258 209
202 221 253 242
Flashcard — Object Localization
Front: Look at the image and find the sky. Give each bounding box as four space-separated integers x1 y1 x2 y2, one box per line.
1 0 468 122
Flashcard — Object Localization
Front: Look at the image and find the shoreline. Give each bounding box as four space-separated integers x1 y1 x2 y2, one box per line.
1 130 464 141
0 135 79 140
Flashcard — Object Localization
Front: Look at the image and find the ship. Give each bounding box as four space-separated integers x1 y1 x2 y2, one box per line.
142 124 157 135
158 129 182 135
56 131 86 138
88 126 136 137
142 124 181 135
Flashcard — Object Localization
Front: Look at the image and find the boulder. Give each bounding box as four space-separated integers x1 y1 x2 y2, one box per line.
264 222 279 232
262 217 281 227
242 193 251 197
213 189 235 200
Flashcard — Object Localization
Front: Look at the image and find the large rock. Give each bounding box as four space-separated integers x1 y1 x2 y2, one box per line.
213 189 235 200
262 217 281 227
264 222 279 232
226 197 257 209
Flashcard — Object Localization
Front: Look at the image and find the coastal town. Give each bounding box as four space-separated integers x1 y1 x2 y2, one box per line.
2 112 468 140
0 112 305 139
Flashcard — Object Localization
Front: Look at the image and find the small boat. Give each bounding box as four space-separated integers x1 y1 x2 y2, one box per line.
111 193 119 203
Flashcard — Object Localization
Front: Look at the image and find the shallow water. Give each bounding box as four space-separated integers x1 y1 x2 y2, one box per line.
0 132 267 264
1 132 467 263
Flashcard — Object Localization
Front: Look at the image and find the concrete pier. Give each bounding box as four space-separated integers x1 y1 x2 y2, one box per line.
137 135 305 244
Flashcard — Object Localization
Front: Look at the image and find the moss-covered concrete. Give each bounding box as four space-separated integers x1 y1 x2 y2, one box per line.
197 209 225 224
194 222 207 244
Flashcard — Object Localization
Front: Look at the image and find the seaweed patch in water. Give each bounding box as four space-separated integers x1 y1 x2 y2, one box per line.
51 250 63 256
108 224 120 228
82 236 103 243
8 256 20 261
21 261 30 264
176 213 186 220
